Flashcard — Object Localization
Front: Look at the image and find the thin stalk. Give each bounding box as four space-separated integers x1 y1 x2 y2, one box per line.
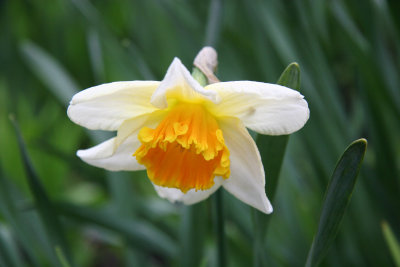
204 0 222 47
213 189 226 267
252 210 264 267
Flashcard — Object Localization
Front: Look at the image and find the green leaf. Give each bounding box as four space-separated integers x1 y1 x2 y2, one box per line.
253 63 300 266
9 115 71 265
330 0 369 53
20 41 79 106
382 221 400 267
0 225 23 267
19 42 136 265
305 138 367 267
20 35 147 267
55 246 72 267
56 202 178 259
0 166 43 266
86 28 105 84
276 62 301 91
257 62 300 202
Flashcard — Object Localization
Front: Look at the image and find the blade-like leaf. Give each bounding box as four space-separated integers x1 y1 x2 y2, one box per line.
55 246 72 267
86 28 105 84
0 225 23 267
9 115 71 265
257 62 301 202
56 202 178 259
20 41 79 105
253 63 301 266
276 62 301 91
20 35 147 267
0 166 42 266
330 0 369 53
382 221 400 267
305 138 367 267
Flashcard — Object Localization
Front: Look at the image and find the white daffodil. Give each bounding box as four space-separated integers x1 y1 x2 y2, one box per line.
67 58 309 214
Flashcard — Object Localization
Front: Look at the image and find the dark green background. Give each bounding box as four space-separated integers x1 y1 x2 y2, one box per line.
0 0 399 266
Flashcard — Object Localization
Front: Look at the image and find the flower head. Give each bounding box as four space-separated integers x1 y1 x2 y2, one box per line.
67 57 309 214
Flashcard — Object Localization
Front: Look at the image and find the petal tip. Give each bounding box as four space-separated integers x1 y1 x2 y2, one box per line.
150 57 219 108
264 202 273 214
171 57 182 65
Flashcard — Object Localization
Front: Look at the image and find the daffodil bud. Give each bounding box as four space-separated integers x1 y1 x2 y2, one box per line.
193 46 220 84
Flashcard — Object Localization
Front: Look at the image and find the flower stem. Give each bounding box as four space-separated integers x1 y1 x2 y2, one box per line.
213 189 226 267
252 210 266 267
192 67 208 86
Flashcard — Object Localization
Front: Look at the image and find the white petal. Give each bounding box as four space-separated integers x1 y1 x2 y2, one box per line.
206 81 309 135
220 118 273 214
153 177 224 205
77 135 144 171
76 112 162 171
150 58 219 109
114 111 163 147
68 81 160 131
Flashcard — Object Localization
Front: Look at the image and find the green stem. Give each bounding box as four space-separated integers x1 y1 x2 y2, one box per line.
213 189 226 267
252 210 263 267
192 67 208 86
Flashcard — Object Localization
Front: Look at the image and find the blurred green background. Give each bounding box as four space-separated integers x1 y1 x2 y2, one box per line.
1 0 399 266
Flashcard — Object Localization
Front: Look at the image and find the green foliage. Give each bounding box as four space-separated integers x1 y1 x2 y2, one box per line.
1 0 399 266
253 62 300 266
10 116 70 266
306 139 367 267
55 246 72 267
382 221 400 267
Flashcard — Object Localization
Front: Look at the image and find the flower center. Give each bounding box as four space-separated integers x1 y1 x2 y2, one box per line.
133 102 230 193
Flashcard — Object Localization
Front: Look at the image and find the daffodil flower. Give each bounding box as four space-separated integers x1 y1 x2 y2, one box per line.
67 58 309 214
